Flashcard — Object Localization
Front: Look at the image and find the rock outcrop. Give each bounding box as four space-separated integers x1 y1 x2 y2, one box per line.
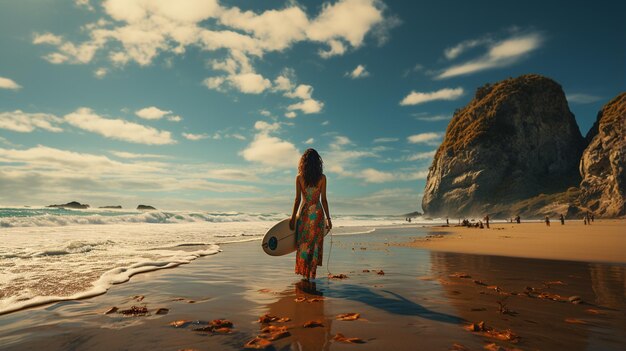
422 74 585 217
137 205 156 210
47 201 90 209
99 205 122 209
578 93 626 217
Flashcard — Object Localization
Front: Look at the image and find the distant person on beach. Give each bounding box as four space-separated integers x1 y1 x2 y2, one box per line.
484 215 490 228
545 216 550 226
560 214 565 225
583 215 587 225
516 215 521 224
289 148 332 281
591 213 595 222
446 218 449 225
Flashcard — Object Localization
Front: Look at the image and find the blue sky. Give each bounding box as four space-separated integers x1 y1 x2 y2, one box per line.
0 0 624 214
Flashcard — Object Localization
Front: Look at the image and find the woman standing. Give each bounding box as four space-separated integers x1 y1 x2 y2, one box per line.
289 149 332 280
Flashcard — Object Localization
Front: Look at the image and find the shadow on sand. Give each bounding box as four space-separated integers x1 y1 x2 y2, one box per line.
318 281 464 324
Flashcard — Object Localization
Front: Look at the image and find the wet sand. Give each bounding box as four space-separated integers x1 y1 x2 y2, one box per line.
0 226 625 350
400 219 626 264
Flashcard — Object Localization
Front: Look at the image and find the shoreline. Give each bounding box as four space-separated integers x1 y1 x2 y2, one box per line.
397 219 626 264
1 226 625 350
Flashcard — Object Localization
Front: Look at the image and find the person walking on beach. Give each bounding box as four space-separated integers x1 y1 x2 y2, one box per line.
545 216 550 226
290 148 332 281
560 214 565 225
484 215 490 229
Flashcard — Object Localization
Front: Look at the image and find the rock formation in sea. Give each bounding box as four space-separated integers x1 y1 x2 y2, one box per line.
578 93 626 217
47 201 90 209
422 74 586 217
137 205 156 210
99 205 122 209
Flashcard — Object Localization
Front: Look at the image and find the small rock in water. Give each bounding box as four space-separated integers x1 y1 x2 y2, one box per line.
303 320 324 328
332 333 365 344
568 296 583 304
104 307 118 314
259 325 290 341
169 320 192 328
119 306 148 316
328 273 349 279
156 308 169 315
450 273 471 279
336 313 360 321
132 295 145 302
376 270 385 275
244 337 272 349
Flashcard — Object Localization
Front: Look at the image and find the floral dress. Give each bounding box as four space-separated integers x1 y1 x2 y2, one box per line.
295 184 325 279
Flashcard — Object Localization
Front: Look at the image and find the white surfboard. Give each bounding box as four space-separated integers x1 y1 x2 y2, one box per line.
261 218 329 256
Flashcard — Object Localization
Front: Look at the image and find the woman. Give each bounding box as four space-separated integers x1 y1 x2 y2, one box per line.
289 148 332 280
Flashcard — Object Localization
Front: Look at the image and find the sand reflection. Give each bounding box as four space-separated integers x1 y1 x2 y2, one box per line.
430 251 626 350
262 280 333 351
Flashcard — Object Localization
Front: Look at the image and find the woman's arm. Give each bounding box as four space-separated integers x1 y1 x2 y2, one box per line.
320 175 332 230
289 176 302 230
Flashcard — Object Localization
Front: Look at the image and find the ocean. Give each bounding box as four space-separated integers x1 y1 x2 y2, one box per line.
0 207 435 315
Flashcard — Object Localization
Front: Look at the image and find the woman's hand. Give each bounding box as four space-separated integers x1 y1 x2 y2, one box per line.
326 218 332 230
289 217 296 231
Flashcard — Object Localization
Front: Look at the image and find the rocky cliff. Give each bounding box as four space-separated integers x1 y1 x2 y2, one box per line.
578 93 626 217
422 74 586 217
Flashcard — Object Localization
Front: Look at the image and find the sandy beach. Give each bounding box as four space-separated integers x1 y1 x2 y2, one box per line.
400 220 626 264
1 225 624 350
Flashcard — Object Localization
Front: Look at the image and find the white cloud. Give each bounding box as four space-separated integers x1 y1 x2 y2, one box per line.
373 137 398 143
287 99 324 114
285 111 297 119
566 93 604 104
64 108 175 145
33 0 392 111
182 132 209 141
346 64 370 79
259 109 271 117
407 132 442 145
240 132 300 169
284 84 324 114
444 37 491 60
400 87 464 106
135 106 172 120
273 74 295 92
285 84 313 100
32 33 63 45
305 138 315 145
0 77 22 90
0 145 260 206
321 120 329 126
437 33 542 79
0 110 63 133
306 0 385 48
228 73 271 94
414 114 450 122
254 120 281 133
231 133 246 141
167 115 182 122
110 151 167 159
75 0 94 11
406 150 436 161
318 39 346 58
354 168 429 183
94 67 108 78
331 135 351 149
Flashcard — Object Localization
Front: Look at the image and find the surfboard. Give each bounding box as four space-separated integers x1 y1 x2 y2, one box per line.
261 218 329 256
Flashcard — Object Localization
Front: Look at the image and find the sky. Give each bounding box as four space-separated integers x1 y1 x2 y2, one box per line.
0 0 624 214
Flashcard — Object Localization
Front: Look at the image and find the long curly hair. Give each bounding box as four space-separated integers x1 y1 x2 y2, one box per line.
298 148 324 187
